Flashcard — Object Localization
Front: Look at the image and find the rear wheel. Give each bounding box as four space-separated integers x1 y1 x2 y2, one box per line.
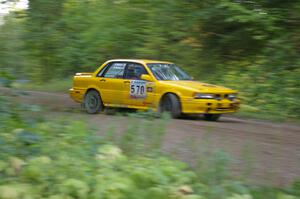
203 114 221 121
84 90 103 114
160 93 181 118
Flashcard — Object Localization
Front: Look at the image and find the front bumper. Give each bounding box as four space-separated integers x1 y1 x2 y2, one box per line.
181 98 240 114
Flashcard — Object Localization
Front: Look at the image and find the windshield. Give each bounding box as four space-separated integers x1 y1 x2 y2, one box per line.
147 63 192 81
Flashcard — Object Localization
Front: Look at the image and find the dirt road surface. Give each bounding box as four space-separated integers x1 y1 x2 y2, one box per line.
1 88 300 186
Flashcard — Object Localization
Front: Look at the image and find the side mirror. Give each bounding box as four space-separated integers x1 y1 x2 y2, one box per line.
140 74 153 82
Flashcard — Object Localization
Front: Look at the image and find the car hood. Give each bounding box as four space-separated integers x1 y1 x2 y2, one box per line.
160 80 236 93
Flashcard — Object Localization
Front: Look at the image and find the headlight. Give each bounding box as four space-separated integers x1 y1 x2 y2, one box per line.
228 93 237 100
194 93 215 99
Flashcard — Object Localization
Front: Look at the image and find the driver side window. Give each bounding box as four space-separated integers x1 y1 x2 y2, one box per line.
124 63 148 80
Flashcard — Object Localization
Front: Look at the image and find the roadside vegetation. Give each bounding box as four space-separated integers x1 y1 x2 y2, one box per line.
12 78 72 93
0 0 299 120
0 95 299 199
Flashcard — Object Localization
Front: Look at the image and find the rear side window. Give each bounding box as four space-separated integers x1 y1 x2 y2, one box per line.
102 62 126 78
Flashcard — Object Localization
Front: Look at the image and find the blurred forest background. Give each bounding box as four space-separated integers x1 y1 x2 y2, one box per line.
0 0 299 120
1 1 300 198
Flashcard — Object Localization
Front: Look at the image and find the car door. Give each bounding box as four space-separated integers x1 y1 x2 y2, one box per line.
123 62 155 108
97 62 127 106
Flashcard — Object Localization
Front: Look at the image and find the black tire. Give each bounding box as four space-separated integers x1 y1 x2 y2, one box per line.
203 114 221 121
160 93 181 118
84 90 103 114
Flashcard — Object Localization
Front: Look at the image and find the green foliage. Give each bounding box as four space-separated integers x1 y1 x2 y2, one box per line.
0 120 196 198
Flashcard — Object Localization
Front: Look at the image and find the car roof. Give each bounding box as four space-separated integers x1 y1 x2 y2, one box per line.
107 59 173 65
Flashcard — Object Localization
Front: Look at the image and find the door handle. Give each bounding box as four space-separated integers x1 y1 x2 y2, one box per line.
124 80 130 84
99 79 106 82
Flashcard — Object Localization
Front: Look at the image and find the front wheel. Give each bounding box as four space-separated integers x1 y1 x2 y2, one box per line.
159 93 181 118
203 114 221 121
84 90 103 114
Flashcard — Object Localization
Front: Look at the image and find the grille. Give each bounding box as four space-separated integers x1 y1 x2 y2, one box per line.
214 94 235 101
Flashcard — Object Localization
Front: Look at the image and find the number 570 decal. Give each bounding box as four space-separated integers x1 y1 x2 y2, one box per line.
130 80 147 98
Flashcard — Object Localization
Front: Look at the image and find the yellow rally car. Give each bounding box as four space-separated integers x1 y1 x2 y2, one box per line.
70 59 240 121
